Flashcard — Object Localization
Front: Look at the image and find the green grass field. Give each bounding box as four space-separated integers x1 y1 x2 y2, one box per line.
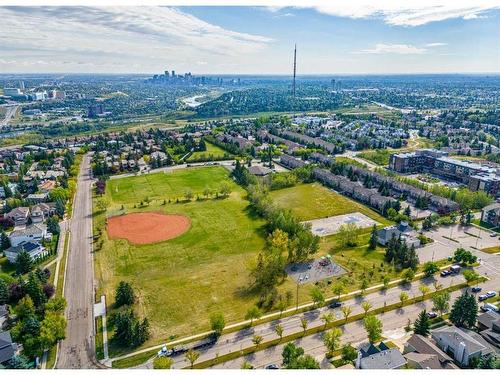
187 141 231 161
95 167 443 362
96 167 268 352
269 183 391 225
357 149 391 166
107 166 231 203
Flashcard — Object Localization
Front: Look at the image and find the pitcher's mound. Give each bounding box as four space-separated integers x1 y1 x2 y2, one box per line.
107 212 190 245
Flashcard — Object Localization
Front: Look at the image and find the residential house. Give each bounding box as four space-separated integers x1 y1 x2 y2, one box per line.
30 203 56 224
8 223 49 247
432 326 492 366
279 155 306 169
476 311 500 349
0 331 17 366
4 241 46 263
309 152 335 167
355 343 407 369
5 207 30 226
26 193 49 204
38 180 56 193
403 334 458 369
248 165 273 176
377 221 421 248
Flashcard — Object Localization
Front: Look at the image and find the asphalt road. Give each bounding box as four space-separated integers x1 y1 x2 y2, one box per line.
212 242 500 370
133 272 467 369
56 154 96 369
0 104 19 127
211 276 499 369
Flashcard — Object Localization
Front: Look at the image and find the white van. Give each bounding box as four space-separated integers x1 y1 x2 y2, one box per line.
481 303 499 313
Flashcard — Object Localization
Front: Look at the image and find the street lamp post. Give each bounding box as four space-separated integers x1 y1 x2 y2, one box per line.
296 276 302 311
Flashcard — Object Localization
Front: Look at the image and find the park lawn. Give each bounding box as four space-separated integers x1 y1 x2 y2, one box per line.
187 141 231 161
95 167 268 354
107 166 231 204
269 183 391 225
357 149 391 166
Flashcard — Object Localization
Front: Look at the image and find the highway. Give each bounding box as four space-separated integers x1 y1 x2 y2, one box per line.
0 104 19 127
56 154 97 368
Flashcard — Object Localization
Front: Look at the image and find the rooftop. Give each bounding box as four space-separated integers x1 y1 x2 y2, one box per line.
360 349 407 369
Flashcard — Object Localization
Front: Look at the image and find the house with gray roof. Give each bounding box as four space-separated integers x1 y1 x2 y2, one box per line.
403 334 458 369
477 311 500 349
4 241 46 263
377 221 421 248
5 207 30 227
8 223 49 247
0 331 17 365
432 326 491 366
248 165 273 176
356 348 407 369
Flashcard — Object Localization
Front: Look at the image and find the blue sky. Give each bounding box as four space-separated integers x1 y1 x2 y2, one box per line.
0 4 499 74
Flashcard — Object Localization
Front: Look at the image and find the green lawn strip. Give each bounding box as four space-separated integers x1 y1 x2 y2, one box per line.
45 345 57 369
56 231 70 298
95 317 105 361
112 348 159 369
471 220 500 234
191 281 469 369
480 246 500 254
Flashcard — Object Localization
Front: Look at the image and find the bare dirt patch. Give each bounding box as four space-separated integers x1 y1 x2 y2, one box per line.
107 212 190 245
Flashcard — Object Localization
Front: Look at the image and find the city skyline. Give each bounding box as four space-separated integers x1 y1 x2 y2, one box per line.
0 3 499 74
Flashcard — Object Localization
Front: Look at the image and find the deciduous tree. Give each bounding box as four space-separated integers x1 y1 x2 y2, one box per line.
364 315 383 343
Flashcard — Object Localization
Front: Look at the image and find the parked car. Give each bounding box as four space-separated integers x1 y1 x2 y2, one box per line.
427 311 438 319
440 270 451 277
450 265 461 274
471 286 482 293
489 232 497 237
478 291 495 301
329 301 342 309
265 364 280 369
481 303 499 313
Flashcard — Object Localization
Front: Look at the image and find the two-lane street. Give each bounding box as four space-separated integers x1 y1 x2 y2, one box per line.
57 154 96 369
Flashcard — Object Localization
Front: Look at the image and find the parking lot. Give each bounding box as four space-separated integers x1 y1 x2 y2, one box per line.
416 223 498 263
286 257 347 284
426 224 498 250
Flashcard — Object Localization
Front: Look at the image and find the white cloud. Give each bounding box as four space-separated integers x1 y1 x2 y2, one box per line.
358 43 427 54
306 1 500 26
425 43 447 47
0 6 273 72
